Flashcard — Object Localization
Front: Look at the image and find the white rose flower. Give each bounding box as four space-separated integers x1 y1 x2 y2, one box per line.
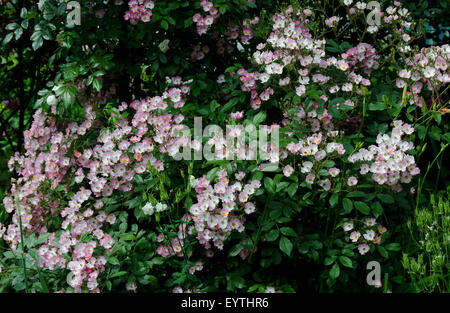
159 39 170 53
142 202 154 215
47 95 58 106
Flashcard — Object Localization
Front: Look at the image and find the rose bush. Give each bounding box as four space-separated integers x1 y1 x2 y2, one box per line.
0 0 448 293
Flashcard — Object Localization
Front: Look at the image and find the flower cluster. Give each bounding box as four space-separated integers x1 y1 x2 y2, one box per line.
325 16 341 28
190 43 211 61
281 102 348 190
348 120 419 192
230 111 244 120
397 45 449 106
231 6 377 111
345 1 415 38
225 17 259 45
214 36 235 55
342 217 388 256
222 1 417 115
2 81 194 291
142 201 169 216
2 104 116 292
193 1 220 36
155 216 191 258
188 168 261 250
124 0 155 24
343 43 380 74
202 116 279 162
0 0 434 294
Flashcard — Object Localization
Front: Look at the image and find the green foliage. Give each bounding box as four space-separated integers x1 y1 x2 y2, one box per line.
0 0 448 294
402 190 450 292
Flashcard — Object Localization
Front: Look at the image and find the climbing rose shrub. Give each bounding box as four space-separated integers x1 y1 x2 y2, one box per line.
0 0 448 293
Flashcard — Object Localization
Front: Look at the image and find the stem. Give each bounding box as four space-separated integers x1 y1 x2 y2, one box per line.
357 96 367 137
18 214 29 293
433 150 444 192
415 143 448 211
16 5 25 153
248 193 274 263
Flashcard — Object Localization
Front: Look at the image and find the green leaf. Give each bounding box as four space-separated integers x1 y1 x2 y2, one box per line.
150 257 165 266
261 164 279 172
43 4 56 21
14 27 23 40
127 196 142 209
228 244 242 257
329 193 339 207
161 20 169 30
35 233 51 245
43 10 55 21
252 111 266 125
329 263 340 279
346 191 366 198
205 167 220 181
30 31 42 41
368 102 386 111
385 243 401 251
377 246 389 258
354 201 370 215
264 177 275 194
57 3 68 16
287 183 298 198
265 229 279 242
326 39 339 50
36 267 49 293
220 97 238 113
168 2 180 10
62 85 77 106
279 236 293 256
93 78 102 92
21 20 29 29
109 271 128 278
342 198 353 214
32 36 43 50
139 275 158 286
328 105 341 118
252 171 263 181
120 233 136 241
269 208 282 220
416 125 426 140
3 33 14 45
339 256 353 268
311 240 323 250
20 8 28 19
280 227 296 237
372 201 383 218
5 23 19 31
324 256 337 266
108 257 120 265
276 181 290 192
93 70 106 77
376 194 394 204
244 0 257 8
432 112 442 125
429 126 441 141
